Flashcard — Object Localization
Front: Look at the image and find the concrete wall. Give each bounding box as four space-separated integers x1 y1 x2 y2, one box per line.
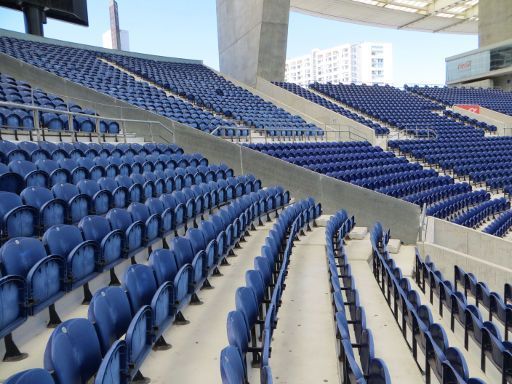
216 0 290 85
254 77 377 143
428 217 512 272
0 50 421 243
479 0 512 48
417 242 511 294
452 105 512 136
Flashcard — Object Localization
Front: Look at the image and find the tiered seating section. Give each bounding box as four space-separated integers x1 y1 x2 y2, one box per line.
220 198 321 383
327 211 391 383
0 36 323 137
246 142 510 232
0 139 292 382
0 72 120 133
310 83 482 138
371 224 487 384
415 253 512 384
272 82 389 135
407 85 512 118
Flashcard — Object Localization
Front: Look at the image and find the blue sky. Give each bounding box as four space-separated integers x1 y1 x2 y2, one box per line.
0 0 477 85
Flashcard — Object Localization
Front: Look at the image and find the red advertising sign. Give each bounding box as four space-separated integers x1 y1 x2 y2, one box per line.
456 104 480 114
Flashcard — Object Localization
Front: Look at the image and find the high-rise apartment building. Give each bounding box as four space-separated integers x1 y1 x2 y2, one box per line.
285 42 392 87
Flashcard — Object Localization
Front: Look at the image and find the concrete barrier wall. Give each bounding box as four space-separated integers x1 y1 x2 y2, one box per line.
417 242 511 294
0 45 421 243
254 77 377 143
429 217 512 271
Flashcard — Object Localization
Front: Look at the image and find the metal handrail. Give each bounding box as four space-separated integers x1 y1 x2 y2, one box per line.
210 125 372 144
0 100 175 143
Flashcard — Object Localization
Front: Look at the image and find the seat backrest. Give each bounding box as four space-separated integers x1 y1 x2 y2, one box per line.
0 191 23 222
44 318 102 384
88 286 132 354
171 236 195 266
127 202 150 222
148 249 179 286
98 177 119 192
235 286 259 329
78 215 112 243
0 237 47 277
77 180 100 197
106 208 133 232
43 225 84 257
226 310 250 355
51 183 79 202
123 264 158 313
20 186 53 208
220 345 246 384
4 369 55 384
186 228 206 255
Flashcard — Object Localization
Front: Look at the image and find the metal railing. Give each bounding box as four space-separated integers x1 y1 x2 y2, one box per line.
210 124 372 144
0 100 175 143
387 126 437 141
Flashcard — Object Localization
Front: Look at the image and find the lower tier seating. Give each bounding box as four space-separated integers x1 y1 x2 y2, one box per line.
219 198 321 383
2 188 290 383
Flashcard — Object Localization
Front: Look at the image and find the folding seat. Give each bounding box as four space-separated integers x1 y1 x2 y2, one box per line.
3 368 55 384
77 179 112 215
148 249 192 315
51 182 90 223
0 162 25 193
9 159 49 187
127 202 160 247
98 177 128 208
219 345 247 384
44 318 103 384
58 158 88 184
35 159 69 186
145 197 174 239
78 215 125 277
106 208 144 260
0 191 38 241
94 157 119 178
115 175 143 203
0 237 65 316
77 157 105 180
0 273 27 361
94 339 128 384
123 264 173 351
0 141 28 163
227 310 252 372
171 236 205 297
143 171 165 196
43 224 99 298
21 186 67 234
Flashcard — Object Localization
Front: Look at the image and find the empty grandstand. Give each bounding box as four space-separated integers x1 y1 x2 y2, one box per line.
0 1 511 384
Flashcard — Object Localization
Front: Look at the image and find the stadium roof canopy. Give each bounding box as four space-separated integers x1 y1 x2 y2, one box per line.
290 0 479 34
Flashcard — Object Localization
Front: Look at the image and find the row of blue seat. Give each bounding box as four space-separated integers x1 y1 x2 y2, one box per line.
327 211 391 383
0 180 276 359
415 254 511 384
427 190 490 219
483 211 512 237
452 198 510 228
220 198 321 384
3 189 284 383
370 224 485 384
0 72 121 133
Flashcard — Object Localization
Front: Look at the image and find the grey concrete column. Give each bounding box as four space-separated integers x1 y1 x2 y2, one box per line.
478 0 512 47
216 0 290 86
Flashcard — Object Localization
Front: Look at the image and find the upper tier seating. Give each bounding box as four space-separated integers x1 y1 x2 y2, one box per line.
0 36 323 137
407 85 512 118
272 82 389 135
310 83 482 139
0 72 120 133
245 141 503 232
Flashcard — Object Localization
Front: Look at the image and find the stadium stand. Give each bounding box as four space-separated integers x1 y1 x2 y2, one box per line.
0 36 323 137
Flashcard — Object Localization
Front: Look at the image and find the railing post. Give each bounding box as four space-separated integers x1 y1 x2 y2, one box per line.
33 108 41 142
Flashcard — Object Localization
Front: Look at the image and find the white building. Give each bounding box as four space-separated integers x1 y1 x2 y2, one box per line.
102 30 130 51
285 42 392 87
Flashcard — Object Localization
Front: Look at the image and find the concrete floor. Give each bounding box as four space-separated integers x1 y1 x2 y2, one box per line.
269 227 339 384
139 221 275 384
